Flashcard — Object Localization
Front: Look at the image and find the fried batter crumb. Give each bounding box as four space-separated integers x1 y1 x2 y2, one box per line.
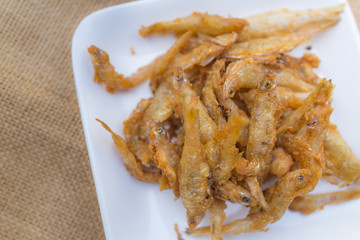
130 47 135 55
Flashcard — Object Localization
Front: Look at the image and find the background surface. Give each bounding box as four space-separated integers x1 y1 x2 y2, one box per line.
0 0 359 239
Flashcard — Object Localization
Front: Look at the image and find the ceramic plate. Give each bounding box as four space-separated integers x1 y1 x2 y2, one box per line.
72 0 360 239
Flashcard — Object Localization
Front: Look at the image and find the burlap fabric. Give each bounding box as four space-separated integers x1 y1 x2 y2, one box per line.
0 1 358 239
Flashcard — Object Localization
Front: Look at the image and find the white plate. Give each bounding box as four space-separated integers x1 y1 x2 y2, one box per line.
72 0 360 239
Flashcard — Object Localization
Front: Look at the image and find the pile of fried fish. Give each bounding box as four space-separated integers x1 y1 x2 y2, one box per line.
89 4 360 239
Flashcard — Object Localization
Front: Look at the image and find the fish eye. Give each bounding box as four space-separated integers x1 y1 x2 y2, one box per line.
265 81 272 88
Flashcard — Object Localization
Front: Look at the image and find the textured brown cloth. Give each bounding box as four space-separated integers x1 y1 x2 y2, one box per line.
0 1 359 240
0 1 131 240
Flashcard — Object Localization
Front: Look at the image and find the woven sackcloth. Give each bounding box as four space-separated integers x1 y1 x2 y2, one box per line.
0 1 359 240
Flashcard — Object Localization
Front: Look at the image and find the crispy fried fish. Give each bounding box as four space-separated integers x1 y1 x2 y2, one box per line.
290 186 360 214
149 127 181 198
179 105 212 229
139 12 248 37
247 75 278 182
188 169 312 236
225 20 339 61
97 119 159 182
88 45 159 92
174 32 238 71
239 4 344 41
324 124 360 183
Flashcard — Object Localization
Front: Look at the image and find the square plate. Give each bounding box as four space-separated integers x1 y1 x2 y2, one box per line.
72 0 360 239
